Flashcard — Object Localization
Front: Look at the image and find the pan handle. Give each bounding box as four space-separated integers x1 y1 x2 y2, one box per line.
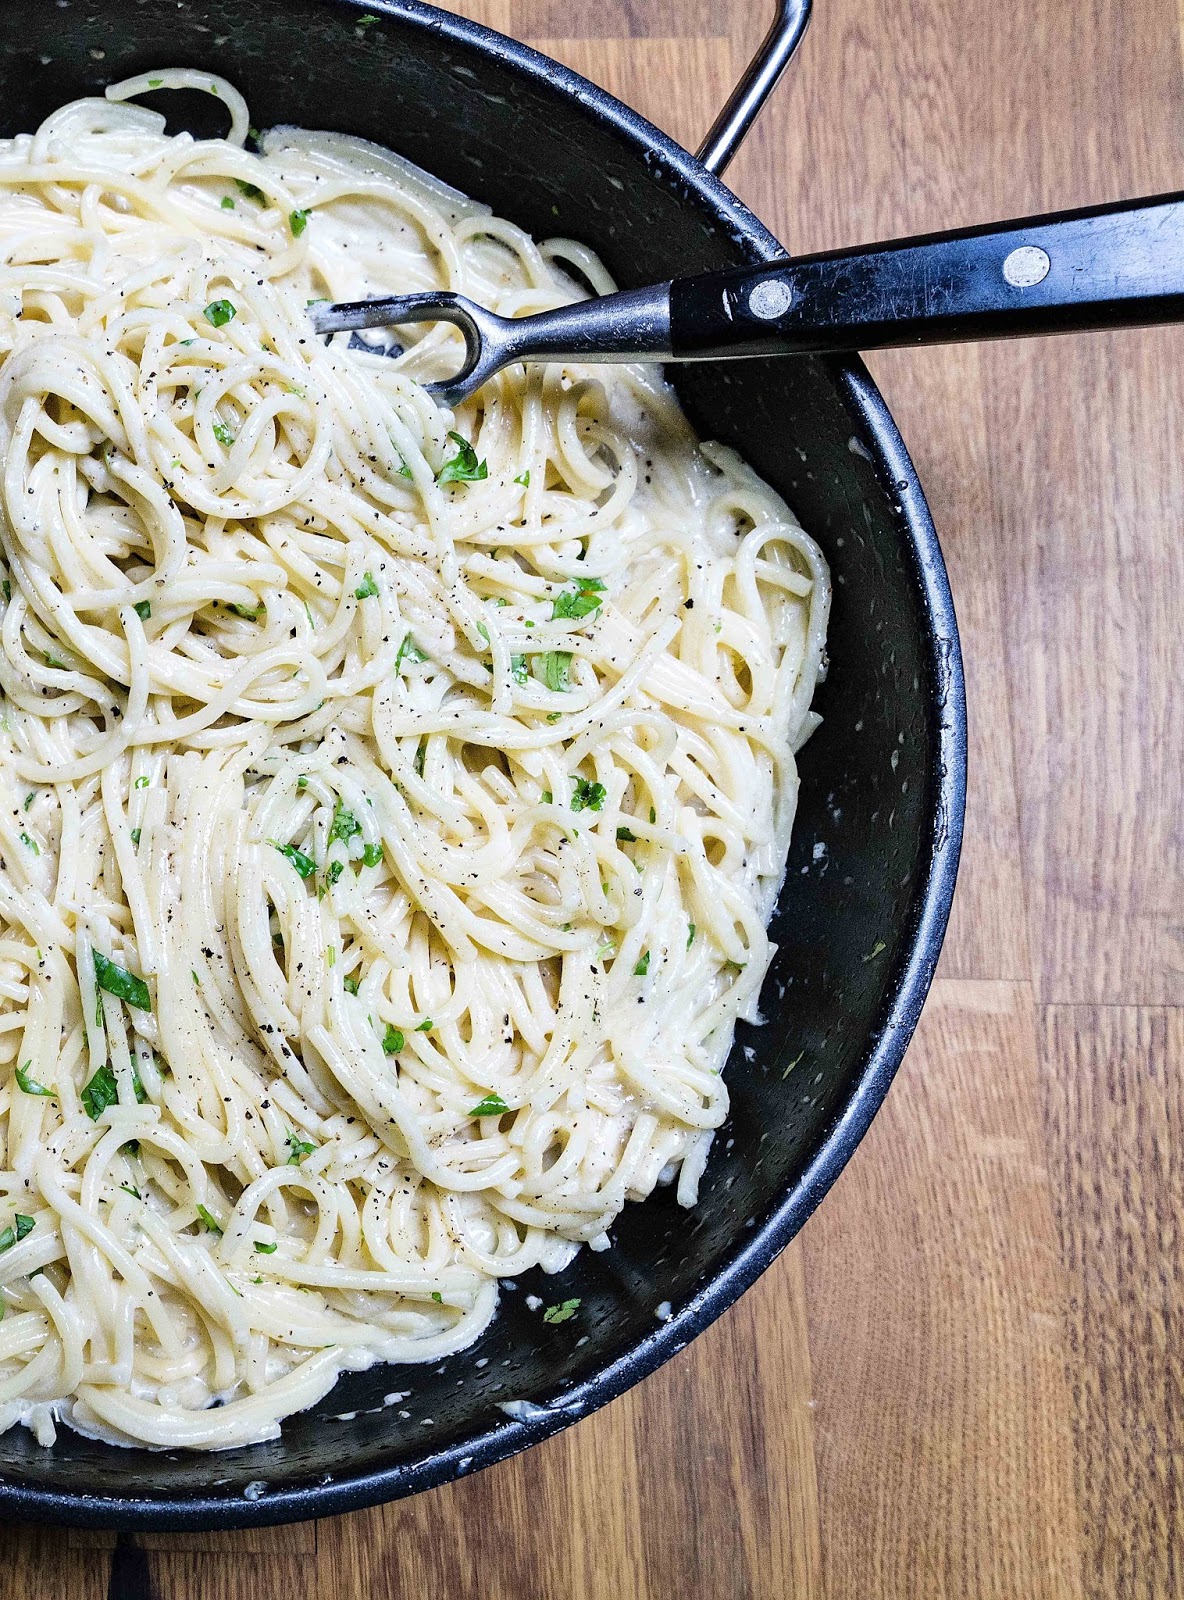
696 0 812 176
668 192 1184 357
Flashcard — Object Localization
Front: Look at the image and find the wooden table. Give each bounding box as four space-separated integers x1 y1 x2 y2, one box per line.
6 1 1183 1595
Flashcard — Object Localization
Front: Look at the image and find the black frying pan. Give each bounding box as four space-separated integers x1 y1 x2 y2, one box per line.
0 0 965 1529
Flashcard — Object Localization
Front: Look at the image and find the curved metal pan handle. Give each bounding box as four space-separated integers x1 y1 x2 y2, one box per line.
696 0 813 176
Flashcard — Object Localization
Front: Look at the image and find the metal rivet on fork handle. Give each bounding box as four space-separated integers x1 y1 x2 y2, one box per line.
749 280 794 319
1002 246 1052 287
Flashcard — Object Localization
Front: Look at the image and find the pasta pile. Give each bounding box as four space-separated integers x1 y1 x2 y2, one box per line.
0 72 829 1448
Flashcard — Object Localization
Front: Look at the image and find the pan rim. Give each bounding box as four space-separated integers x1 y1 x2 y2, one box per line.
0 0 967 1529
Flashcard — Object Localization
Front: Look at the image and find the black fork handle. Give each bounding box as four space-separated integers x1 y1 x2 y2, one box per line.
669 192 1184 357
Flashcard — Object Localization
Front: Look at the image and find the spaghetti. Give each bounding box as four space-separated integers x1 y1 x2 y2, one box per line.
0 73 829 1448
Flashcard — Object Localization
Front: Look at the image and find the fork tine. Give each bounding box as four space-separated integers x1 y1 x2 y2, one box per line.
308 292 455 335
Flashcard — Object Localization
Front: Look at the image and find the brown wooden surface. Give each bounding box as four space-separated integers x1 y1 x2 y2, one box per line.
5 1 1184 1594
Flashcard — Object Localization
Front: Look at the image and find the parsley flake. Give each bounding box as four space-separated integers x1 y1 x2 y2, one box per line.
436 431 487 485
285 1130 316 1164
542 1298 581 1325
16 1062 53 1097
271 839 315 880
93 951 152 1011
395 632 427 673
0 1214 34 1254
330 801 361 847
540 651 571 692
81 1061 146 1121
469 1093 508 1118
571 778 606 812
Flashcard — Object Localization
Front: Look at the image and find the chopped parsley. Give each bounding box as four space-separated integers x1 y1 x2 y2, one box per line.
551 577 604 622
415 1018 433 1032
361 841 383 868
616 826 637 842
514 470 530 487
229 601 262 620
540 651 571 692
649 806 657 824
20 832 38 856
413 741 426 778
633 950 651 976
343 975 360 995
320 859 345 896
510 654 529 685
469 1093 508 1118
213 421 235 447
431 1290 443 1303
542 1298 580 1325
203 298 237 327
196 1204 222 1235
395 632 427 673
285 1130 316 1164
271 840 315 879
255 1240 278 1254
133 600 152 621
687 922 696 948
81 1061 146 1121
571 778 606 812
382 1024 404 1055
436 431 488 485
290 208 310 237
354 571 379 600
330 801 362 847
220 195 235 210
120 1184 141 1200
0 1214 34 1254
16 1061 53 1096
135 775 150 789
540 790 552 805
234 178 264 202
93 951 152 1011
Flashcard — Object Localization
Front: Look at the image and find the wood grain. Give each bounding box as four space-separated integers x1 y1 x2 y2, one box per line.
6 2 1184 1595
803 981 1083 1600
1040 1005 1184 1600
